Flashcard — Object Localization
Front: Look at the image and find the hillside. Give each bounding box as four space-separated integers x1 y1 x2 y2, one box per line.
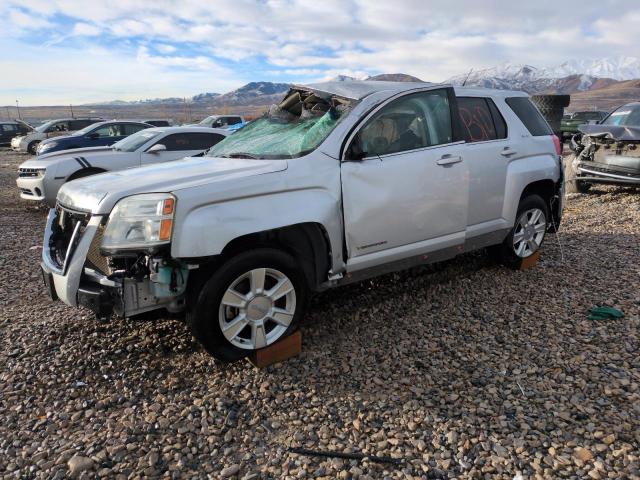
568 79 640 111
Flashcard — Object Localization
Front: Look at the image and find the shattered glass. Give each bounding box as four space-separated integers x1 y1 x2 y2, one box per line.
206 89 354 160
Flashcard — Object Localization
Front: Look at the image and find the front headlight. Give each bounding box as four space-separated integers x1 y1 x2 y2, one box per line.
38 142 56 154
101 193 176 251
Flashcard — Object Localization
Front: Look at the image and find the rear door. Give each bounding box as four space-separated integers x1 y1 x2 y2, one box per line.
341 87 468 268
457 96 510 233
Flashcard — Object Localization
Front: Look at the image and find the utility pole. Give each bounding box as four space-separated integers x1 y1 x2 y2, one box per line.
70 104 75 118
5 106 10 120
15 100 22 120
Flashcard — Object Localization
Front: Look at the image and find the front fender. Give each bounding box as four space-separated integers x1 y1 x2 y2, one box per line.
171 188 343 269
503 153 560 225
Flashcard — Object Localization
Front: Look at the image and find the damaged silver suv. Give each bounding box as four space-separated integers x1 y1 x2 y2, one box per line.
40 81 564 361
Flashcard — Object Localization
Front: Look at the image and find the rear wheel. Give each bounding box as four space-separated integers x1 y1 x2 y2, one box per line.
491 194 549 268
187 248 308 362
564 155 591 194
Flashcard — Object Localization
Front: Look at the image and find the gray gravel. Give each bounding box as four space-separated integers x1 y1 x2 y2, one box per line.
1 148 639 479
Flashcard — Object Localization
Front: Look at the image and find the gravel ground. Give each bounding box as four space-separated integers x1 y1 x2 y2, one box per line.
1 148 639 480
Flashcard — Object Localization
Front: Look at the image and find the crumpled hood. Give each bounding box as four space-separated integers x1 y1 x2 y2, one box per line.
57 156 288 214
578 124 640 141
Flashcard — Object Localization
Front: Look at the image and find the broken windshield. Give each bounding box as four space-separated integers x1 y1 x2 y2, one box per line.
601 104 640 127
206 89 354 159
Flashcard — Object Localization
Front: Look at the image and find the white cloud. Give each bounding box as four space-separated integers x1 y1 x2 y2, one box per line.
0 0 639 103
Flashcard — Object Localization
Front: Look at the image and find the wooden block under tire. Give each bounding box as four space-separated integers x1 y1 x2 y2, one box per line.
519 251 541 270
248 331 302 368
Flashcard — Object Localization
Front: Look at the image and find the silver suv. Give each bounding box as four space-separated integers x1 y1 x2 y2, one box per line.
40 81 564 361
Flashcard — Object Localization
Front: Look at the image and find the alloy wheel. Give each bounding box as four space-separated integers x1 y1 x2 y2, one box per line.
512 208 546 258
218 268 296 350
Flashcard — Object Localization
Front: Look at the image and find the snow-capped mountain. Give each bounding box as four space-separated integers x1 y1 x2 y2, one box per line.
446 57 640 94
541 57 640 81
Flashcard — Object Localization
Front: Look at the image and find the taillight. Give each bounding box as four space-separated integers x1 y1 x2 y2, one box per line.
552 134 562 156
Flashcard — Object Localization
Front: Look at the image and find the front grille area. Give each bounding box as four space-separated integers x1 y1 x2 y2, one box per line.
19 188 34 196
18 168 43 177
49 205 92 269
86 225 112 275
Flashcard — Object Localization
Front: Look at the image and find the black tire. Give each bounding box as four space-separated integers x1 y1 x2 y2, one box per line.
564 155 591 194
27 141 40 155
490 194 549 268
187 248 309 362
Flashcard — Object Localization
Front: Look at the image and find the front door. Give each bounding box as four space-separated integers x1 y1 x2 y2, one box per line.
341 88 468 268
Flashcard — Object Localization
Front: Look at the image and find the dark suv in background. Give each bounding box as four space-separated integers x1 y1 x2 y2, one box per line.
0 121 32 145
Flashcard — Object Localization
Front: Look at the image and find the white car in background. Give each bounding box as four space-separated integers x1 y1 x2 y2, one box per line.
11 118 103 154
17 126 229 207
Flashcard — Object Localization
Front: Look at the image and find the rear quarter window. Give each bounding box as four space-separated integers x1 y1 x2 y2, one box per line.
505 97 552 136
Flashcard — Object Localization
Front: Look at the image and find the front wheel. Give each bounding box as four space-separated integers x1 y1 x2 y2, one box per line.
490 194 549 268
187 248 308 362
27 141 40 155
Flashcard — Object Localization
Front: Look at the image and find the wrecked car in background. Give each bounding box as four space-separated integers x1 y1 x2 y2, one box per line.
566 102 640 193
39 80 563 362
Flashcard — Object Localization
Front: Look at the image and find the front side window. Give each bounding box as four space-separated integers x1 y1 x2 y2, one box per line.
157 132 225 151
457 97 507 142
601 104 640 126
207 89 354 159
92 124 125 137
113 130 160 152
47 121 70 133
349 89 452 159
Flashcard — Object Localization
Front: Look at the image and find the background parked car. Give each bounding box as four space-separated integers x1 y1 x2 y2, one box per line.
36 120 153 155
11 117 103 154
560 110 608 140
17 126 229 206
191 115 245 130
0 121 32 145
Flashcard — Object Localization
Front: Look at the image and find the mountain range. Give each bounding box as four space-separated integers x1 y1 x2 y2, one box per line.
85 57 640 112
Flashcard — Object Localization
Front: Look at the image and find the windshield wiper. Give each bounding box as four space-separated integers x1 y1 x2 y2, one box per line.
222 152 259 159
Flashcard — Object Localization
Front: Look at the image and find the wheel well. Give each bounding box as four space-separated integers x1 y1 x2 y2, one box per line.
218 223 332 291
520 179 561 227
67 167 106 181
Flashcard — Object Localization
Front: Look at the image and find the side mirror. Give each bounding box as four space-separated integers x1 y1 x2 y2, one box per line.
87 132 100 139
147 143 167 153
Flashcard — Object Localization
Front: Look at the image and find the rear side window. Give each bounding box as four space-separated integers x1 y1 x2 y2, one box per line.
123 123 148 135
457 97 507 142
2 124 17 132
69 120 93 130
227 117 242 125
506 97 552 136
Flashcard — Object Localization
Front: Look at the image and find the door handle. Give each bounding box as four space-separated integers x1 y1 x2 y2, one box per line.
500 147 517 157
436 155 462 166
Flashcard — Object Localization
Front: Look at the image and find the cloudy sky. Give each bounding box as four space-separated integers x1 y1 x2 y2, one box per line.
1 0 638 105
